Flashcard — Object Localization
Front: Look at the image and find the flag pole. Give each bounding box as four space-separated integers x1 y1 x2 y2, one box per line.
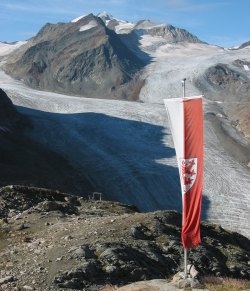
182 78 186 98
184 248 188 278
182 78 188 279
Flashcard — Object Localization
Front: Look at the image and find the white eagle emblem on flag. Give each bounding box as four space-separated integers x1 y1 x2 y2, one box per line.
180 158 198 193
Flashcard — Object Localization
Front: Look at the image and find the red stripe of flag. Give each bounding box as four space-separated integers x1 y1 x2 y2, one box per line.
182 97 204 249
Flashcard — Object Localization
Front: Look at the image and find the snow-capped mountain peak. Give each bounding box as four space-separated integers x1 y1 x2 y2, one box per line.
72 12 114 25
96 11 114 21
71 15 87 23
134 19 164 30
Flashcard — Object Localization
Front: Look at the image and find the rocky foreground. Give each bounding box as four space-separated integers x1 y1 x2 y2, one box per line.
0 185 249 290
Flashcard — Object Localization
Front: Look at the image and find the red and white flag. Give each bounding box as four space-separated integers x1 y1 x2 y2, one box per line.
164 96 204 249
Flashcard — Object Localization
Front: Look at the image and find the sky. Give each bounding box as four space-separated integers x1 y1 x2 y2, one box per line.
0 0 249 48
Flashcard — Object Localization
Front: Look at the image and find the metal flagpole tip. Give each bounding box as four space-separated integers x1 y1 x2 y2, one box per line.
182 78 186 97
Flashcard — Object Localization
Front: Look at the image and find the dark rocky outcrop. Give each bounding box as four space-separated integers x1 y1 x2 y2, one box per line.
0 88 28 130
0 185 80 218
4 14 145 100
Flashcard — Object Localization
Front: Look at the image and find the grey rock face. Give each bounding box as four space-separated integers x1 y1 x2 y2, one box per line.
0 185 80 218
70 245 96 260
130 223 152 240
5 14 145 100
36 200 79 215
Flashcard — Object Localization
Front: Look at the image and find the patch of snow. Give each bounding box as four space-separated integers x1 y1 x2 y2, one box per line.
97 12 128 24
138 35 167 52
135 20 165 30
79 20 98 32
115 22 134 34
114 19 166 35
0 41 26 57
228 45 240 50
243 65 249 71
71 15 86 23
96 11 114 20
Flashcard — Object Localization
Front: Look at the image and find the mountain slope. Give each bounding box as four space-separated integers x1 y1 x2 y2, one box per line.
0 14 249 240
3 13 202 99
4 14 145 100
105 16 202 63
132 19 202 43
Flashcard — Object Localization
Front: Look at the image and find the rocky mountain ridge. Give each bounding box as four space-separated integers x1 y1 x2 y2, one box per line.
4 14 145 100
100 14 202 43
94 12 202 43
120 19 201 43
0 185 249 290
3 12 202 100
